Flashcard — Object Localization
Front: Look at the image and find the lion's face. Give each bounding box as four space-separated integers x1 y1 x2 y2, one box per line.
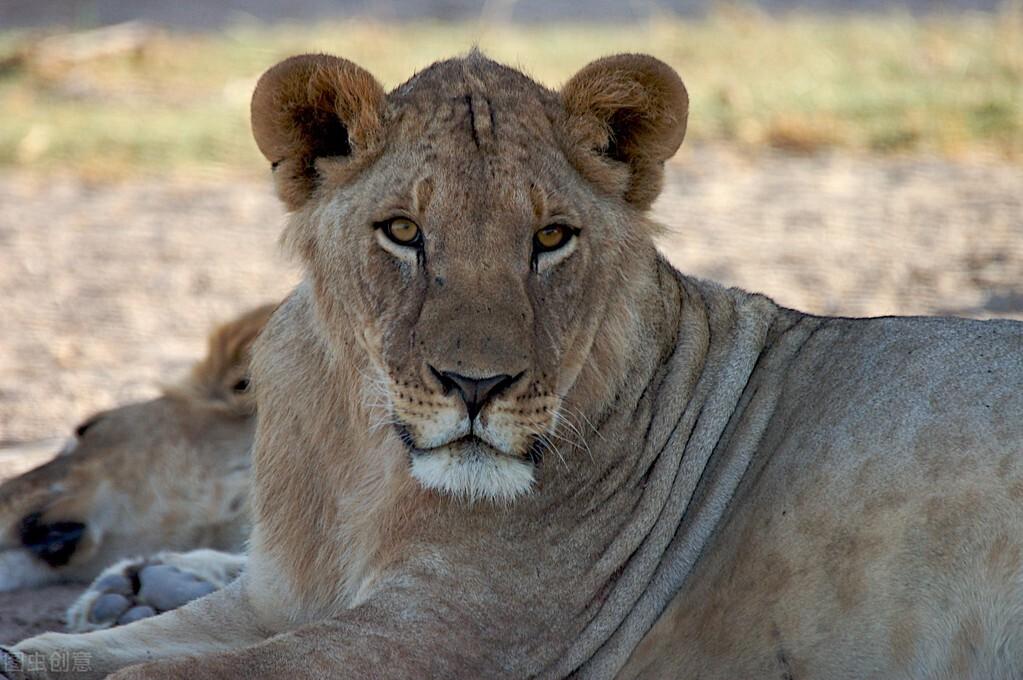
305 88 621 502
251 52 688 501
332 129 601 500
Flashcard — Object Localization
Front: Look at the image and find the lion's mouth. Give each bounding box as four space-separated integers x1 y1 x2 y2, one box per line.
395 426 544 466
432 435 493 453
403 432 503 458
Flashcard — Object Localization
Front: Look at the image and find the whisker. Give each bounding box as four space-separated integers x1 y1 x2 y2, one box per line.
547 408 594 463
540 404 597 464
527 427 567 470
560 400 606 442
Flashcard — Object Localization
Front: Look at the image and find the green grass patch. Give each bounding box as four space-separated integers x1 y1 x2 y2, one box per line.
0 9 1020 178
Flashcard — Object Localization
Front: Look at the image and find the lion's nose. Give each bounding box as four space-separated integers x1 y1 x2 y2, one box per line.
19 512 86 568
429 368 522 422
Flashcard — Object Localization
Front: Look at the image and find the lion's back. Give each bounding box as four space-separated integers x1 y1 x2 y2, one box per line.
626 312 1023 680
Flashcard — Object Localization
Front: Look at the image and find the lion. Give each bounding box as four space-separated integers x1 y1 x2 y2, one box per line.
4 50 1023 679
0 305 272 625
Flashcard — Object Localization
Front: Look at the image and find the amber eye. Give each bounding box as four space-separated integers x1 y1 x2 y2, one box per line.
533 224 574 253
382 218 422 247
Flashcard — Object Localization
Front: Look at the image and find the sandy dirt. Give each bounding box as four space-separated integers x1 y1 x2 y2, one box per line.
0 585 80 642
0 144 1021 643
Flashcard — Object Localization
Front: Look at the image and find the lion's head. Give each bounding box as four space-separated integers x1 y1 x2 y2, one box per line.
0 304 272 590
251 52 687 502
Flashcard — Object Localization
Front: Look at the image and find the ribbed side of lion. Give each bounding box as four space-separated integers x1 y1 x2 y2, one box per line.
4 51 1023 680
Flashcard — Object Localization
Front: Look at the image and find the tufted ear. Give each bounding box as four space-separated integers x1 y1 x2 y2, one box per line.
560 54 688 209
251 54 386 211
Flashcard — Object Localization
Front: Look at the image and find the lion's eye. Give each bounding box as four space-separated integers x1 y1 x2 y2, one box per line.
534 224 574 253
381 218 421 247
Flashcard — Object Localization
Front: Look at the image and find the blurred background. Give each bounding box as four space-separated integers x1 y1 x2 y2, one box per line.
0 0 1020 458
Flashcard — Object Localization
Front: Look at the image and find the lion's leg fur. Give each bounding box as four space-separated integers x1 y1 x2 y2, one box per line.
8 574 513 680
103 583 512 680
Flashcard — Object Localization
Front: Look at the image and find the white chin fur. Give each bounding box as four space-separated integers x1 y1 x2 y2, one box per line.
410 449 535 503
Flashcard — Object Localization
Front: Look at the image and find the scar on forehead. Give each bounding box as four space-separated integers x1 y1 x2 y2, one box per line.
529 183 547 221
414 177 435 213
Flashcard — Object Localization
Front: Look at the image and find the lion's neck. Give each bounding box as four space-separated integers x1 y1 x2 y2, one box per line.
554 252 688 483
542 269 786 676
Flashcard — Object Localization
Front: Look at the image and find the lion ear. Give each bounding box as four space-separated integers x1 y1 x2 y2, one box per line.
560 54 688 209
251 54 386 211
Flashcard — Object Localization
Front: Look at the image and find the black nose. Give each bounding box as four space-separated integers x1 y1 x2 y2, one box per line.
430 368 521 421
19 512 86 568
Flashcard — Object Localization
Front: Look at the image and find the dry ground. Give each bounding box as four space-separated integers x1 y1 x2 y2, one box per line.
0 144 1021 640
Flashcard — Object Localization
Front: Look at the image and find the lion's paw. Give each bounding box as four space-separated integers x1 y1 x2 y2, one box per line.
67 550 245 633
70 561 212 631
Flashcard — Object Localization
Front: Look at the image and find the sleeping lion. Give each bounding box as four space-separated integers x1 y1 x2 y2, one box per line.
5 51 1023 679
0 305 271 627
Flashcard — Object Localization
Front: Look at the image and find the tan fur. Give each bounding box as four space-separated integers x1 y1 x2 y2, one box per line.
0 305 272 592
6 52 1023 680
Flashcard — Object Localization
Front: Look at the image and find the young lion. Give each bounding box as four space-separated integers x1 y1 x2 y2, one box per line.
0 305 272 616
6 51 1023 679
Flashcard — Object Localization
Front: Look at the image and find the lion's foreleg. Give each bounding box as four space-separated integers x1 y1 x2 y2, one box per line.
105 591 502 680
4 578 266 680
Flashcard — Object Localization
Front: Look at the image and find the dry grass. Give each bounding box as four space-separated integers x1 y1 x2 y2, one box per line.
0 8 1020 177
